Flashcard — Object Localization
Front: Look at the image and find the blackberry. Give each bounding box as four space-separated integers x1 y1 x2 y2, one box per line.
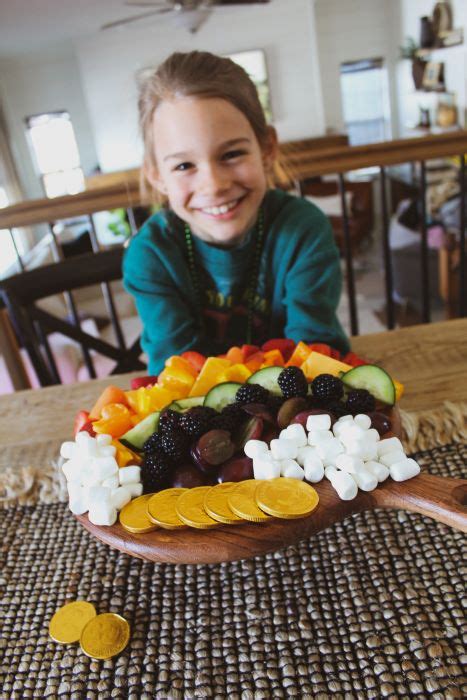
158 409 182 434
277 367 308 399
235 383 270 405
326 400 348 418
143 430 162 454
345 389 376 415
179 406 217 438
160 429 189 461
141 451 173 494
311 374 344 402
212 404 246 432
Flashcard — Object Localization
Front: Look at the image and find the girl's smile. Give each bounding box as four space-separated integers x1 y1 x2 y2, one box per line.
147 96 276 247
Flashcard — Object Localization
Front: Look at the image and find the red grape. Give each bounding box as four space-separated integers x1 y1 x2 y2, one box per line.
234 417 264 451
277 397 308 429
241 403 276 425
195 429 235 467
217 456 254 483
367 411 392 437
170 463 208 488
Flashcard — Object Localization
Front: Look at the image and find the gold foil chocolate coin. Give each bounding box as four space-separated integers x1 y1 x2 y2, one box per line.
255 478 319 519
175 486 220 529
80 613 130 660
147 488 188 529
228 480 271 522
49 600 97 644
204 482 245 524
119 494 158 534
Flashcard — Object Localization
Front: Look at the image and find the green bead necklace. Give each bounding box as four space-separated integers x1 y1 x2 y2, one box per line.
184 209 264 344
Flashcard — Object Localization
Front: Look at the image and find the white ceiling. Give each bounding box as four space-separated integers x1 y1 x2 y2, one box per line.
0 0 268 58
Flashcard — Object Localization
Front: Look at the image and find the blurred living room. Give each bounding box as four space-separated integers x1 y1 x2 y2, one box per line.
0 0 466 393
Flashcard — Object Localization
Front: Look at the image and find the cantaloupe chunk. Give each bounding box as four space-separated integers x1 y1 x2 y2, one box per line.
286 341 312 367
301 352 353 380
188 357 231 397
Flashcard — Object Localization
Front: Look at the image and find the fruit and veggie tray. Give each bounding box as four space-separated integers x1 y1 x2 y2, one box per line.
62 339 467 564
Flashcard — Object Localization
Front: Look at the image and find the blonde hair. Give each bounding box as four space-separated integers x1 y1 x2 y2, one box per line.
138 51 278 200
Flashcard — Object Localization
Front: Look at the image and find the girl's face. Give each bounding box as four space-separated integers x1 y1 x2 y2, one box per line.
148 96 277 247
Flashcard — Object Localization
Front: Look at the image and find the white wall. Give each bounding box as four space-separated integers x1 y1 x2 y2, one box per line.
75 0 324 171
314 0 399 136
0 42 98 199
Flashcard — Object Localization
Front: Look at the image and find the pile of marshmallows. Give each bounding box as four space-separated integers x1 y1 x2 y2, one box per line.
60 431 142 525
244 413 420 500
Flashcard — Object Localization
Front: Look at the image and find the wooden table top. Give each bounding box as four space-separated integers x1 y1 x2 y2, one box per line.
0 318 466 449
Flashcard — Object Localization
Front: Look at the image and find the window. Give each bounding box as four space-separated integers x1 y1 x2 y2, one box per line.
25 111 85 198
340 58 391 145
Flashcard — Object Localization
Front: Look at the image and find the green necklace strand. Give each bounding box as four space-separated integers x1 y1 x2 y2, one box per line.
184 209 265 345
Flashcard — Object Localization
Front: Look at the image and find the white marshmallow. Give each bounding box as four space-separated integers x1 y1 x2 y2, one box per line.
244 439 269 459
110 485 132 510
96 444 117 458
87 485 111 508
296 445 320 467
283 423 308 447
353 414 372 430
253 453 281 480
90 456 119 482
67 482 88 515
335 453 364 474
339 424 367 444
119 466 141 485
96 434 113 446
364 460 390 482
270 438 298 460
62 458 83 483
345 438 378 462
325 466 358 500
75 431 93 448
280 459 305 480
379 449 407 467
126 483 143 498
60 441 77 460
308 429 334 446
102 475 119 490
88 502 117 526
316 437 344 466
332 416 353 438
366 428 380 443
303 456 324 483
306 414 332 432
389 458 421 482
377 437 404 456
351 467 378 492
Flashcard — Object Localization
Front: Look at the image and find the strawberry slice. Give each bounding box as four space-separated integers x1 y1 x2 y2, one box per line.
73 410 95 437
240 344 261 360
261 338 296 362
130 375 158 390
342 351 368 367
181 351 207 373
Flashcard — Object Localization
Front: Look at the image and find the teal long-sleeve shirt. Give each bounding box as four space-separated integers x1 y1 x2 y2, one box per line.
123 188 349 374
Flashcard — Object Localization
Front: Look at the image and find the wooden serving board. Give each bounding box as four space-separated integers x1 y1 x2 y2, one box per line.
75 410 467 565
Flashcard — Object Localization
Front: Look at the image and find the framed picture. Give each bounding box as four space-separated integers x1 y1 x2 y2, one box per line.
422 61 444 88
226 49 273 122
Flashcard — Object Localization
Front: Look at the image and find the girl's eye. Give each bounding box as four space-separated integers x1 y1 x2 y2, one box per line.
222 149 246 161
174 162 193 172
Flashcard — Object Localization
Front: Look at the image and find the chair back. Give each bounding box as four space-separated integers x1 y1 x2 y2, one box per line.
0 248 145 386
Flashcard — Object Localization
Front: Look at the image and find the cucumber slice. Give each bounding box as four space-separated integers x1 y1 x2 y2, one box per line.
120 411 160 451
204 382 242 411
341 365 396 406
166 401 183 412
176 396 206 410
247 366 283 396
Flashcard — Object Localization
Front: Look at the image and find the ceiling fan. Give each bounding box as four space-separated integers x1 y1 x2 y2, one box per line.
101 1 271 33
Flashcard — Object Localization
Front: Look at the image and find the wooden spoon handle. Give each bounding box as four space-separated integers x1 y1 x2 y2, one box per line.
374 474 467 532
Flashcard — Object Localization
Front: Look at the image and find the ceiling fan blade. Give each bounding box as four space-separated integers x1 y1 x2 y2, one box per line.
100 8 171 31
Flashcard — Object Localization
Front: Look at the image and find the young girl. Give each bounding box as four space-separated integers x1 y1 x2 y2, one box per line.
123 51 349 374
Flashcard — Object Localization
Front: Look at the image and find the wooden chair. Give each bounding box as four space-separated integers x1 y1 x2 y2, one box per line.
0 247 145 387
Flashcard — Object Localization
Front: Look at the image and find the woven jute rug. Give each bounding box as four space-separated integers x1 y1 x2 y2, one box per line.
0 403 466 699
